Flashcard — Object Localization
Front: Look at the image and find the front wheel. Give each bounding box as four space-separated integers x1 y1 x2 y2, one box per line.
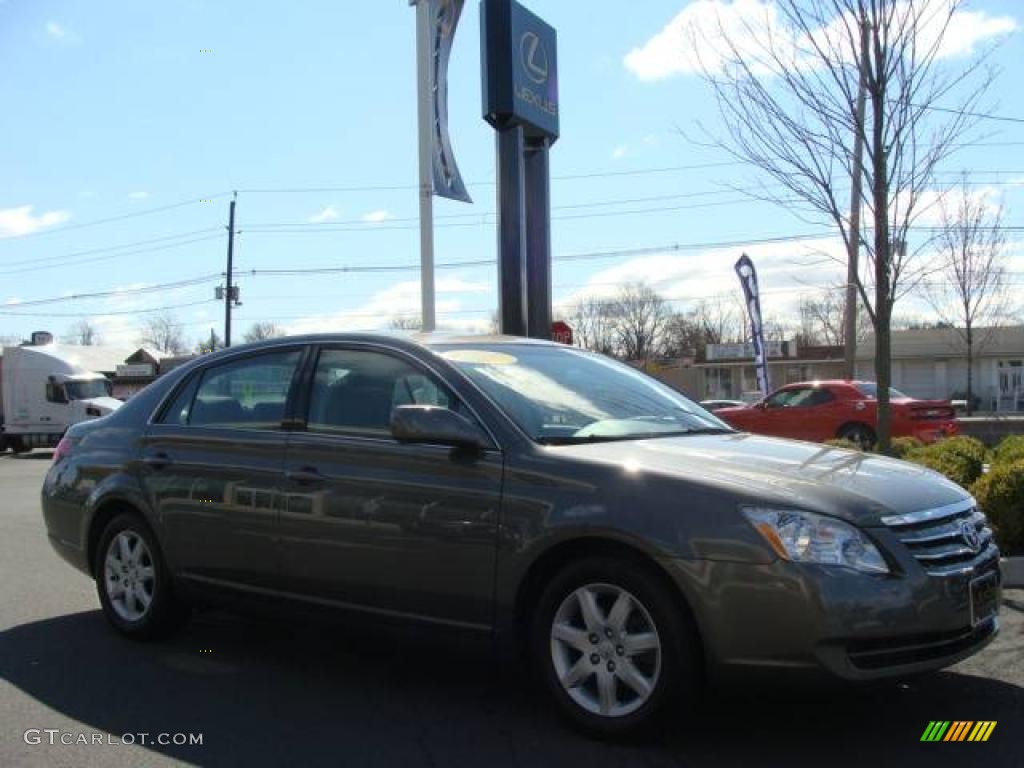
532 557 699 737
838 423 876 450
95 513 190 639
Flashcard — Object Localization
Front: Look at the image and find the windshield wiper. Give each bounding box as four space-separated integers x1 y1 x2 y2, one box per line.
536 427 733 445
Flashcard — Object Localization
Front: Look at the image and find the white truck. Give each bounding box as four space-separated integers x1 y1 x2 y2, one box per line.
0 340 126 453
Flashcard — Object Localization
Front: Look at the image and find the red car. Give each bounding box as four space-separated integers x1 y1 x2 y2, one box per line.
714 380 958 446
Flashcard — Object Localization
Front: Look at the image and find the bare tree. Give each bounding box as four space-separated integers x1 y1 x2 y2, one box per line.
691 298 745 345
924 176 1009 414
64 319 100 346
139 312 187 355
694 0 996 450
613 283 669 362
243 321 286 342
564 296 619 356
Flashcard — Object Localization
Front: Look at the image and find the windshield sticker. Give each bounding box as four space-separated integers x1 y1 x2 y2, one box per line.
441 349 518 365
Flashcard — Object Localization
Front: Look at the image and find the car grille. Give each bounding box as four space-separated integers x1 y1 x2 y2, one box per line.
880 499 998 577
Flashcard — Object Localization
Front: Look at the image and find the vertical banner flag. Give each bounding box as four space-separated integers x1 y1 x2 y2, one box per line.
427 0 472 203
734 253 772 396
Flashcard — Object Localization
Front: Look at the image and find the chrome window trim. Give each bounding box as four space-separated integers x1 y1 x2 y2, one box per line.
880 497 977 527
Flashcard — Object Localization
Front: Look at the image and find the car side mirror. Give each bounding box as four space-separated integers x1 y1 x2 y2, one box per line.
391 405 489 450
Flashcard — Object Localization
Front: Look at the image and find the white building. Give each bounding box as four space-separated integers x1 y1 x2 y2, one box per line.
856 326 1024 411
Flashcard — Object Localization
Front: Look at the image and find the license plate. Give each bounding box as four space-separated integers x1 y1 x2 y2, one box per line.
969 572 999 626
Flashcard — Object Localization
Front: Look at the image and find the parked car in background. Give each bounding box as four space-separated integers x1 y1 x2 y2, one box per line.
715 380 958 447
42 338 997 736
699 399 747 412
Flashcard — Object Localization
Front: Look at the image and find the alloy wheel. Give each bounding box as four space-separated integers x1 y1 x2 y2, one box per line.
103 530 156 622
549 582 662 718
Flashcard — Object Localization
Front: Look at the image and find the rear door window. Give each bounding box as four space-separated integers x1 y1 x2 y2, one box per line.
169 349 302 430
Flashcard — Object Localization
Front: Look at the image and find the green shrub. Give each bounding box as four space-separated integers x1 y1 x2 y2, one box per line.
992 435 1024 468
824 438 862 451
890 437 924 460
971 459 1024 555
907 438 985 489
937 435 988 466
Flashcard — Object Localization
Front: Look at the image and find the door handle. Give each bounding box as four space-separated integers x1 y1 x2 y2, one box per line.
286 467 324 484
141 453 173 470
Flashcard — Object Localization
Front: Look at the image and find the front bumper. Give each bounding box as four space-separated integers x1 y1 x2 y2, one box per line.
660 549 1001 683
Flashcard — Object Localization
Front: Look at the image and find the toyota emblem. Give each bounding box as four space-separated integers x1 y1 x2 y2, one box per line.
960 521 981 553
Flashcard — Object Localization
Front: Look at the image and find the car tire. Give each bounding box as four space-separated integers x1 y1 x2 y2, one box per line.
532 556 699 738
94 512 190 640
838 423 876 449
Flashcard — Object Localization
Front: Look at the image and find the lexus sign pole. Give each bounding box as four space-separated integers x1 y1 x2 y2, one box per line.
412 0 473 332
481 0 558 338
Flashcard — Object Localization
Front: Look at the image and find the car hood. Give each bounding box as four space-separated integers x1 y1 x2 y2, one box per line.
548 432 969 526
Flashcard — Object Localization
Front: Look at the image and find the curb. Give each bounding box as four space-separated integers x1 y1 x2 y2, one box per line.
1001 557 1024 589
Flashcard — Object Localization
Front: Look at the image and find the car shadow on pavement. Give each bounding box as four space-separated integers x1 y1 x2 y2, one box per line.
0 608 1020 768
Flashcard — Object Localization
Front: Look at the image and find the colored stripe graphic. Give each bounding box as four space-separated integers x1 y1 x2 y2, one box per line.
921 721 950 741
969 722 997 742
945 721 973 741
921 721 996 742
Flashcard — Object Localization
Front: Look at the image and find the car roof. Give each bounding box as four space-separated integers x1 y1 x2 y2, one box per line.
193 332 559 362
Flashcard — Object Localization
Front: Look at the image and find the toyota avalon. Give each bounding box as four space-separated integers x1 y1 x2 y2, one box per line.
41 334 1001 735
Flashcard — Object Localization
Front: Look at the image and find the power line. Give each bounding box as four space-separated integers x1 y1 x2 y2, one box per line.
0 232 225 275
917 104 1024 125
0 298 218 318
1 194 232 240
2 274 221 309
0 228 222 268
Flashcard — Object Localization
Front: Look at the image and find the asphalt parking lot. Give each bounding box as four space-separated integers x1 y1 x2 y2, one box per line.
1 451 1021 768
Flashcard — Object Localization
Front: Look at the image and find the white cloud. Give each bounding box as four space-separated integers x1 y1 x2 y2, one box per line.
45 21 66 39
362 209 393 224
308 205 340 223
4 297 23 306
625 1 1017 81
283 277 489 335
127 191 149 200
0 205 71 237
555 235 848 320
611 145 629 160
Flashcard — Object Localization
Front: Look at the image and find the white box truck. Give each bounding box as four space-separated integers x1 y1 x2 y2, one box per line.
0 341 126 453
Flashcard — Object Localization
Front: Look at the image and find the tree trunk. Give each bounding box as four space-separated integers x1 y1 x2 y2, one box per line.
870 62 892 455
965 325 974 416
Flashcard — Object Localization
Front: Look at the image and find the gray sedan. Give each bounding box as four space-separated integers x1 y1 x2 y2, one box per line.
41 334 1001 736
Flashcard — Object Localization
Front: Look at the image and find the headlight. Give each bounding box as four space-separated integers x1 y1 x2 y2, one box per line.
743 507 888 574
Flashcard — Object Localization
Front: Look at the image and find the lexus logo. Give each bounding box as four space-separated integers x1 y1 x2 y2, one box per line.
961 521 981 553
520 31 549 84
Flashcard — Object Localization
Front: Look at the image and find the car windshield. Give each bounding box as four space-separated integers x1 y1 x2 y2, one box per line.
65 378 113 401
855 382 908 399
434 344 731 444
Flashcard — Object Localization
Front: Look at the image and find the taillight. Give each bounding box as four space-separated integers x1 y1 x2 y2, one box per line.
910 407 955 420
53 437 72 464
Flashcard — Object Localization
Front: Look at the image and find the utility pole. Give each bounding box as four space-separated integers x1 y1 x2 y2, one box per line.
224 191 237 347
413 0 436 332
843 16 870 380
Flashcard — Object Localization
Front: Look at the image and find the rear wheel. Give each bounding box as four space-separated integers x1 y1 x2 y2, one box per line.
94 513 190 639
838 423 876 450
532 557 699 737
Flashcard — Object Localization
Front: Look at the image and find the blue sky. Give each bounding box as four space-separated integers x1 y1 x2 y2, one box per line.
1 0 1022 348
